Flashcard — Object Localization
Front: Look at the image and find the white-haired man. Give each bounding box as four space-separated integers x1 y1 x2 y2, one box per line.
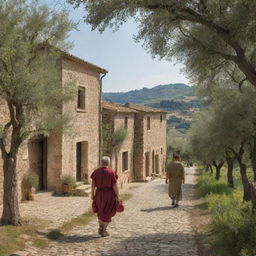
91 156 120 237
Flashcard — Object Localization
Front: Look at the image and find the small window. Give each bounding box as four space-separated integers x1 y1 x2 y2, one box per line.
124 116 128 129
122 151 128 172
161 148 163 154
77 86 85 109
147 117 151 130
160 115 163 122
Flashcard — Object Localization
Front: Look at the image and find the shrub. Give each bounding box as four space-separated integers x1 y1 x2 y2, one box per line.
207 192 256 256
62 175 76 187
197 173 232 196
22 173 39 189
111 128 128 149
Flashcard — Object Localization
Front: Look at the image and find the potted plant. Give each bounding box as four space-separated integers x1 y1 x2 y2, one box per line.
62 175 76 195
22 173 39 201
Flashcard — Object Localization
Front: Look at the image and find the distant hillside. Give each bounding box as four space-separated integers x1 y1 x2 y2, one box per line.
103 83 194 104
103 83 204 133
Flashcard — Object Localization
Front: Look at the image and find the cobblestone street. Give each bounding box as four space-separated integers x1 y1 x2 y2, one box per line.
15 167 199 256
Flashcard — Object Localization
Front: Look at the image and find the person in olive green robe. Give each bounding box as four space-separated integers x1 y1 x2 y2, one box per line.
165 154 185 207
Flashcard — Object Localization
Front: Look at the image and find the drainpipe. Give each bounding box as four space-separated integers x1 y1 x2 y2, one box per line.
99 73 107 166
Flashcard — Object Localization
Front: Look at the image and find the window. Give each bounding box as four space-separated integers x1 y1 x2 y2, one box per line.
160 115 163 122
147 117 151 130
122 151 128 172
77 86 86 109
124 116 128 129
161 148 163 154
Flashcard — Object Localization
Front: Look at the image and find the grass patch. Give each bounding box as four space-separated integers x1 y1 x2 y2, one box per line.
198 169 256 256
47 192 133 240
0 218 48 256
197 172 233 197
32 237 48 248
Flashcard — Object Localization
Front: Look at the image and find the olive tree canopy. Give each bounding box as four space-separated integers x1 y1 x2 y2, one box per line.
68 0 256 89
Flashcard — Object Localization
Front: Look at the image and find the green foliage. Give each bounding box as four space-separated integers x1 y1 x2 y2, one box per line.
102 123 112 148
197 173 232 197
198 171 256 256
0 0 76 143
22 173 39 189
208 192 256 256
62 175 76 187
69 0 256 89
111 128 128 149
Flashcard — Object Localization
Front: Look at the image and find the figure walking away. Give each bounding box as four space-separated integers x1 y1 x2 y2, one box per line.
91 156 120 237
165 153 185 207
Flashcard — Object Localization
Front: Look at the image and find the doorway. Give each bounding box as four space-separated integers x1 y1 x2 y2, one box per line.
152 150 155 173
145 152 150 177
28 137 48 190
155 155 160 174
76 141 88 182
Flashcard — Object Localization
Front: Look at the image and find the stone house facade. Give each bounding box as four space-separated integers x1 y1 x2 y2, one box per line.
102 101 167 183
102 101 136 188
125 103 167 181
0 52 107 204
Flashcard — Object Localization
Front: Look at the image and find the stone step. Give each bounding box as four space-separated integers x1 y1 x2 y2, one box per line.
73 184 91 197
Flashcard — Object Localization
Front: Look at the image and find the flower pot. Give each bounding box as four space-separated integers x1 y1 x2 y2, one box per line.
28 187 36 201
62 184 73 195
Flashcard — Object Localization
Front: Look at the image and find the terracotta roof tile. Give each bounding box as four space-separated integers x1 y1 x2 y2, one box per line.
61 51 107 74
124 103 167 113
102 101 137 113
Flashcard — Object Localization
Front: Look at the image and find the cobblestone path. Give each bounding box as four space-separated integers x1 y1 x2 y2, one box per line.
17 168 199 256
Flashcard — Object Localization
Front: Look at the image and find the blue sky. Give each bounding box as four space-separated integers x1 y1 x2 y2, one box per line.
41 0 189 92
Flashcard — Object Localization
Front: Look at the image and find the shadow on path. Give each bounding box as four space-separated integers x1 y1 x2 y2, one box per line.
141 206 174 212
58 234 101 243
104 232 198 256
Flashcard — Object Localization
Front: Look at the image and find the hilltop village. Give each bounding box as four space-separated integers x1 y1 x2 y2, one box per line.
0 52 167 203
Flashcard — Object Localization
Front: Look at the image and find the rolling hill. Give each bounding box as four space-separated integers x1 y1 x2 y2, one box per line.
103 83 194 104
103 83 204 133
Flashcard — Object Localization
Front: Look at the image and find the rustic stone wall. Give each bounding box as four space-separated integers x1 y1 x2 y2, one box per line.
133 113 145 181
142 113 167 179
133 112 167 181
112 113 135 186
102 110 135 186
0 56 102 204
61 57 100 184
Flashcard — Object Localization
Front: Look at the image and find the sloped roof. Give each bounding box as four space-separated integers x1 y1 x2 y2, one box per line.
61 51 107 74
102 101 137 113
124 103 167 113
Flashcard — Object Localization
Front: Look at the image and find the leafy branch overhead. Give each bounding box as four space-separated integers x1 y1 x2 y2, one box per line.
68 0 256 89
0 0 76 226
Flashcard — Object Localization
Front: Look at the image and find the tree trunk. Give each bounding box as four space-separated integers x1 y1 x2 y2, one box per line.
1 154 21 225
209 164 213 175
237 159 251 201
225 156 234 188
212 160 224 180
250 138 256 182
215 166 221 180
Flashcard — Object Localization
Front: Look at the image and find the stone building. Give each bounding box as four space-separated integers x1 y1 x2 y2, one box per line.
125 103 167 181
0 52 107 203
102 101 136 187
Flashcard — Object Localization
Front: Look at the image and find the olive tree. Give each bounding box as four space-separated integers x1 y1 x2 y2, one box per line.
68 0 256 89
0 0 75 225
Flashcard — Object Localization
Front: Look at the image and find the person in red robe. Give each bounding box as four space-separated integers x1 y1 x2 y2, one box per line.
91 156 120 237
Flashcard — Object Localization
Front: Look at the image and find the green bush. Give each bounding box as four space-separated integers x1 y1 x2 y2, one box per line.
22 173 39 189
207 192 256 256
62 175 76 187
199 172 256 256
111 128 128 149
197 173 232 196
